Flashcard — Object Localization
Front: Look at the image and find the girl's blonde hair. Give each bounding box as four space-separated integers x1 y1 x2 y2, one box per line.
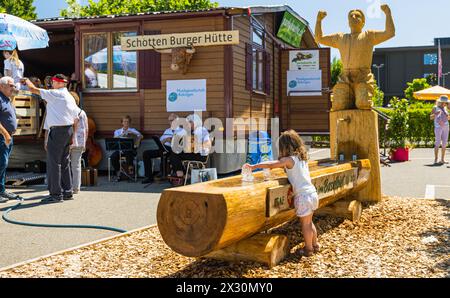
5 50 21 67
278 130 308 161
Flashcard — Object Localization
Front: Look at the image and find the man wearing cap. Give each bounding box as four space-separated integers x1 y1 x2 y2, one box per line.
0 76 19 203
25 74 81 203
431 95 449 165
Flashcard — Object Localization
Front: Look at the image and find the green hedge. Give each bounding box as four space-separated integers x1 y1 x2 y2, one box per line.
378 105 448 147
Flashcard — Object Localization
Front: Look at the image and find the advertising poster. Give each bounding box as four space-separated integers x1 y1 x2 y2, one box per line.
287 70 322 96
166 79 207 111
289 50 320 70
276 11 307 48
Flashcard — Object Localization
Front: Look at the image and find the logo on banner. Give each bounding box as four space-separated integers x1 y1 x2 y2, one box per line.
168 92 178 102
289 80 297 88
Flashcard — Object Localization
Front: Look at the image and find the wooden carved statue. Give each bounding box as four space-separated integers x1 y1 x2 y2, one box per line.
157 46 196 74
315 4 395 111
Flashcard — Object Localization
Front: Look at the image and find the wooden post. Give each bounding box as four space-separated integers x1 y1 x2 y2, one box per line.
316 199 362 222
205 234 289 268
330 110 381 202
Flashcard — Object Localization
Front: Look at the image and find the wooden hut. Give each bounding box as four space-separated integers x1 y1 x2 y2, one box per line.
10 5 331 172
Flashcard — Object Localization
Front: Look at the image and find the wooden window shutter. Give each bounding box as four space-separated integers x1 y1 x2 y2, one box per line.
264 52 271 95
245 43 253 91
138 30 161 89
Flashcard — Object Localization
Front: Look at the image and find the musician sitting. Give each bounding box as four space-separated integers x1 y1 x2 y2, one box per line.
170 114 211 179
110 115 143 182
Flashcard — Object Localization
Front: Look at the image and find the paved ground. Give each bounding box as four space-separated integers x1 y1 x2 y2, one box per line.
0 147 448 268
309 147 450 200
0 178 168 268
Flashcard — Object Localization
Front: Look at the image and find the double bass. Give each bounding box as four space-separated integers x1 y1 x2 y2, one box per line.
85 117 103 167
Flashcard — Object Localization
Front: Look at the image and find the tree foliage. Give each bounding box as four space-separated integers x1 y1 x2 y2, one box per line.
404 78 430 102
0 0 37 20
372 82 385 107
330 57 343 88
61 0 219 17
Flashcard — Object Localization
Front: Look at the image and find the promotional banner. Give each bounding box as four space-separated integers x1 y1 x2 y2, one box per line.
287 70 322 96
166 79 207 112
289 50 320 70
276 11 307 48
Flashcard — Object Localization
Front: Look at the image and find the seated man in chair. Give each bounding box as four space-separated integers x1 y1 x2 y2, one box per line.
110 115 143 182
170 114 211 180
141 113 179 184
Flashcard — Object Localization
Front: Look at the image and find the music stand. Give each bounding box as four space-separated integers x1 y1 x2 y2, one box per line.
105 138 137 182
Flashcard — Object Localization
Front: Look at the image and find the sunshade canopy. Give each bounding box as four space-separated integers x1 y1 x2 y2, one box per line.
413 85 450 100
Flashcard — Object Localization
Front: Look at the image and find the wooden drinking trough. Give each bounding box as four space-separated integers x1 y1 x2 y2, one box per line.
157 158 370 267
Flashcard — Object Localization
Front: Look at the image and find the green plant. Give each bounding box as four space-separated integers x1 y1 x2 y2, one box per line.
404 78 430 103
330 57 343 88
388 97 409 149
372 83 384 107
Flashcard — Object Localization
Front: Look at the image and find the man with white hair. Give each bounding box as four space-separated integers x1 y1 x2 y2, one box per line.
170 113 211 179
0 76 18 203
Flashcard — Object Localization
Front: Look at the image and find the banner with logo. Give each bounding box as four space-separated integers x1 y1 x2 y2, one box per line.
166 79 207 112
276 11 307 48
287 70 322 96
289 50 320 70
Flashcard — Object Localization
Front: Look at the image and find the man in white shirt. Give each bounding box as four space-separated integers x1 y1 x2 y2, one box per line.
170 114 211 179
25 74 80 203
141 113 179 184
111 115 143 182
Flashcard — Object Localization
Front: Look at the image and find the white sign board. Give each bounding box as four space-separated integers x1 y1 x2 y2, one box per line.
166 79 207 112
289 50 319 70
287 70 322 96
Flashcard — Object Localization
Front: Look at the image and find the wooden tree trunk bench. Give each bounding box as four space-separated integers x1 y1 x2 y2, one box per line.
157 158 371 267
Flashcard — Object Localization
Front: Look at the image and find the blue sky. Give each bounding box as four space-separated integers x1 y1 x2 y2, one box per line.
34 0 450 59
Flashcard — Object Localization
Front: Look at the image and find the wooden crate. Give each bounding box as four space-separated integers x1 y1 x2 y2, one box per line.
14 95 40 136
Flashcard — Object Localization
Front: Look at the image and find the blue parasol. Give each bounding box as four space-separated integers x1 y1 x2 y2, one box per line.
0 13 49 51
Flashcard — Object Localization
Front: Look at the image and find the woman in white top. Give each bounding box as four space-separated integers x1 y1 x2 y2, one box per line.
69 92 88 193
3 50 24 90
245 130 319 257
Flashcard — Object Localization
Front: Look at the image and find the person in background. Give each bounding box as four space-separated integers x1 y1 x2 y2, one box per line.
169 114 211 179
244 130 319 257
3 50 24 90
44 76 52 89
431 95 449 165
69 92 88 194
110 115 143 182
84 62 98 88
141 113 179 184
25 74 81 203
0 77 18 203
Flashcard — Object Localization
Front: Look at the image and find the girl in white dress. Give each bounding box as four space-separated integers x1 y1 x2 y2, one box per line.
3 50 24 90
245 130 319 257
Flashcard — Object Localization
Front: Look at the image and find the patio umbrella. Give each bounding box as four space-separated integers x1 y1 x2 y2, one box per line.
85 45 136 72
413 85 450 100
0 13 49 51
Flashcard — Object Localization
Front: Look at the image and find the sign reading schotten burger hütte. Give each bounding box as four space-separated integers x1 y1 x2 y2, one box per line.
121 30 240 51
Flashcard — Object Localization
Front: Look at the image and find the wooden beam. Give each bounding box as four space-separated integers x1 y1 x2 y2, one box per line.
205 233 289 268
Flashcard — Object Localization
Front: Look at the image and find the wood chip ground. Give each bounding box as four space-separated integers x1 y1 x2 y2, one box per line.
1 197 448 278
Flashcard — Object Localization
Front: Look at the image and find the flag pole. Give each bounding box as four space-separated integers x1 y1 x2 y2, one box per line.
438 39 442 86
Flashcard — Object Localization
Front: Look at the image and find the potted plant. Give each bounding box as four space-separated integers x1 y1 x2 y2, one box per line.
388 97 411 161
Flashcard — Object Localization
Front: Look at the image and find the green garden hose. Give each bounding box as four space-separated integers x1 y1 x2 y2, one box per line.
2 198 127 233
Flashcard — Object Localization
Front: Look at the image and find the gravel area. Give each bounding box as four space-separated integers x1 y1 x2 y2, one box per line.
1 196 448 278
